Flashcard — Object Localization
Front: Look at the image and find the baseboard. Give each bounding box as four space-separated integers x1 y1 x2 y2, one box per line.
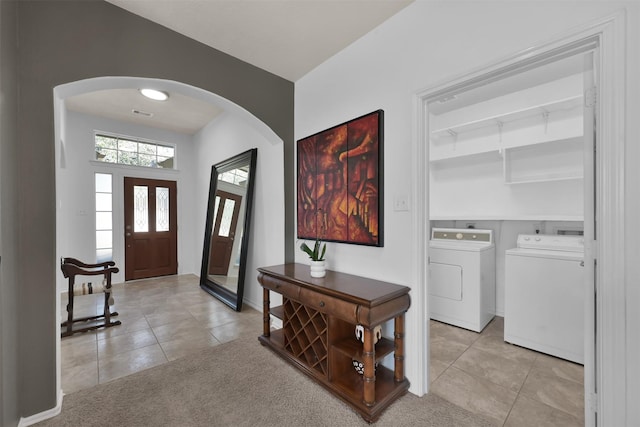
18 390 63 426
242 298 261 312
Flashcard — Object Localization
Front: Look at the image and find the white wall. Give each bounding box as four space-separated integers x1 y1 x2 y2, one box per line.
56 110 196 293
193 112 285 310
295 1 639 421
430 158 584 220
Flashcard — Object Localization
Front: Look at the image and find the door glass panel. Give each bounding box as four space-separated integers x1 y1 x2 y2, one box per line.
95 173 112 193
96 249 113 263
96 230 113 249
95 193 112 211
213 196 220 227
218 199 236 237
95 173 113 263
96 212 112 230
134 185 149 232
156 187 170 232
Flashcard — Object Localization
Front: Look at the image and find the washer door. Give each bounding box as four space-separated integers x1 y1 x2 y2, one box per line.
429 262 462 301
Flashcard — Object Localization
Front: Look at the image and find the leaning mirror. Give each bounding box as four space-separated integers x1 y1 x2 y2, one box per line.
200 148 257 311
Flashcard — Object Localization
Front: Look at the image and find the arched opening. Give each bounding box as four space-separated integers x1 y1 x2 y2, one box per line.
53 76 285 399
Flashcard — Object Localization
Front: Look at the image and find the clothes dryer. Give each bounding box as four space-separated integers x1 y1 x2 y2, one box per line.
429 228 496 332
504 234 584 364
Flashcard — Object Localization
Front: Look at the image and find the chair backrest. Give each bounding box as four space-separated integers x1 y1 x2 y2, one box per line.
60 258 119 279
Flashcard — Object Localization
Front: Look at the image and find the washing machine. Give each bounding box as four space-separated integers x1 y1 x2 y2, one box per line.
429 228 496 332
504 234 584 364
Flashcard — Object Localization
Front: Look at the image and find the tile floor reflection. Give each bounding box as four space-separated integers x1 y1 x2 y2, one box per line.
61 275 584 426
430 317 585 426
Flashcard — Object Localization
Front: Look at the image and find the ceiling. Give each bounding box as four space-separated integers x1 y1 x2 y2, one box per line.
66 89 224 135
106 0 413 82
65 0 413 135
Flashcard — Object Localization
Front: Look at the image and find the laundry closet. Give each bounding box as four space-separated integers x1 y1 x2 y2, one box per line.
428 53 591 364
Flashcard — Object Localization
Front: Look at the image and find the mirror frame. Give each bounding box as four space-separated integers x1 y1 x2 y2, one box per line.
200 148 257 311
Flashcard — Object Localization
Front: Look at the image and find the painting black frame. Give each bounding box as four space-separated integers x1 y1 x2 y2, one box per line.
297 110 384 247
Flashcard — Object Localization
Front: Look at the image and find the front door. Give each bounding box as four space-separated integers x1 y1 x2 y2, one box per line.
124 177 178 280
208 190 242 276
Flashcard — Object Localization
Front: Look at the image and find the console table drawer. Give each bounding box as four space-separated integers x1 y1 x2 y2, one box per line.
298 288 359 324
259 274 300 300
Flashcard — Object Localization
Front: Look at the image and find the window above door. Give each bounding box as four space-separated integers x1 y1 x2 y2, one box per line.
95 133 176 169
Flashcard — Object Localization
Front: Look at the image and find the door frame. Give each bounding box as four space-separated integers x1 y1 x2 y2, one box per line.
412 11 626 426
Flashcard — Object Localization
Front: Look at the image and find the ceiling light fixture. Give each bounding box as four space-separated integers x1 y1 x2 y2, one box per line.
139 88 169 101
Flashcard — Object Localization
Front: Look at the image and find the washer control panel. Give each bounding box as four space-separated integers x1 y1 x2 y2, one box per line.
516 234 584 252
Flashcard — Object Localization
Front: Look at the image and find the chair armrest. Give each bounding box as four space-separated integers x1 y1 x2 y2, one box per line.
61 257 116 270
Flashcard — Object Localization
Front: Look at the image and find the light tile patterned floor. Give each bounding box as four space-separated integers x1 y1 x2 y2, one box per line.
61 274 584 426
430 317 585 426
60 274 262 393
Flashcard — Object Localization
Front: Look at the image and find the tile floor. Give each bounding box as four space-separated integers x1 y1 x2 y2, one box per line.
60 274 262 394
430 317 584 426
61 274 584 426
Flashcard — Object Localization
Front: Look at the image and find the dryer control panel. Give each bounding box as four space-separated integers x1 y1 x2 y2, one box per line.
431 228 493 244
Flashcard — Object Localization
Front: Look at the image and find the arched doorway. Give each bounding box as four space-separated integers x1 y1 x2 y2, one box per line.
53 76 284 399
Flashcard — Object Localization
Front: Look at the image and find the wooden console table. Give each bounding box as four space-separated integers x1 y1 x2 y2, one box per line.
257 263 411 422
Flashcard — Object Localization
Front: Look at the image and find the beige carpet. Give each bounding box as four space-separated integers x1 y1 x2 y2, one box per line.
37 337 492 426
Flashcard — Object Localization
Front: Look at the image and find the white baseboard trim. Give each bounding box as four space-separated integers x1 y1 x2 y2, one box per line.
18 390 63 426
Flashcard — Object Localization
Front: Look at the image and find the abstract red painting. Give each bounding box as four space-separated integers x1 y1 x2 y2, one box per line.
297 110 383 246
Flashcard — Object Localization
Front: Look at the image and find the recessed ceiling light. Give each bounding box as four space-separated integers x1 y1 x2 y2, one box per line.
139 88 169 101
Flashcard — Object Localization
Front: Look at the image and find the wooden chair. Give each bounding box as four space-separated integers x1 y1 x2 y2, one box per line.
60 257 121 337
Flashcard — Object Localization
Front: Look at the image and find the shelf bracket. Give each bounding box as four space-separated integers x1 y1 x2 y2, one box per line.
447 129 458 151
542 111 550 134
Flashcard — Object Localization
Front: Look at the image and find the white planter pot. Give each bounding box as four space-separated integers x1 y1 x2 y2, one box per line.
310 260 326 278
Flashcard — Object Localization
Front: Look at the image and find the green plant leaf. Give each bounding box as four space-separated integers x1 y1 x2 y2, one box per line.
299 239 327 261
300 242 314 258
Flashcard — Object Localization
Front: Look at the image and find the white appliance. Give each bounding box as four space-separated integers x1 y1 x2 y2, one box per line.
429 228 496 332
504 234 584 364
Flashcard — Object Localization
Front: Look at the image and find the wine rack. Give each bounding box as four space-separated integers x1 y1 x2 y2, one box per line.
283 298 328 376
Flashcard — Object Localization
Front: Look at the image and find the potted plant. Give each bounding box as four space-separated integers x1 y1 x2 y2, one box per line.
300 238 327 278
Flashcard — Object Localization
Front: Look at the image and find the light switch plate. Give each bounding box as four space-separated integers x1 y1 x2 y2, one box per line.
394 195 409 212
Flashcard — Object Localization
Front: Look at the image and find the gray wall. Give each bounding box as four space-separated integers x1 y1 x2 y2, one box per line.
1 1 19 425
13 0 294 420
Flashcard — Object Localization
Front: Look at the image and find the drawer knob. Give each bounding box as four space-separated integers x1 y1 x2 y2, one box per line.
319 301 325 307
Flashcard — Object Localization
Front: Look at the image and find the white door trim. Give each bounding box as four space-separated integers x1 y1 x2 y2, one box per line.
412 10 626 426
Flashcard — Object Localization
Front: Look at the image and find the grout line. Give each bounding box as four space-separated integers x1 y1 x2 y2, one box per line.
432 319 539 427
501 353 537 426
94 330 101 386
